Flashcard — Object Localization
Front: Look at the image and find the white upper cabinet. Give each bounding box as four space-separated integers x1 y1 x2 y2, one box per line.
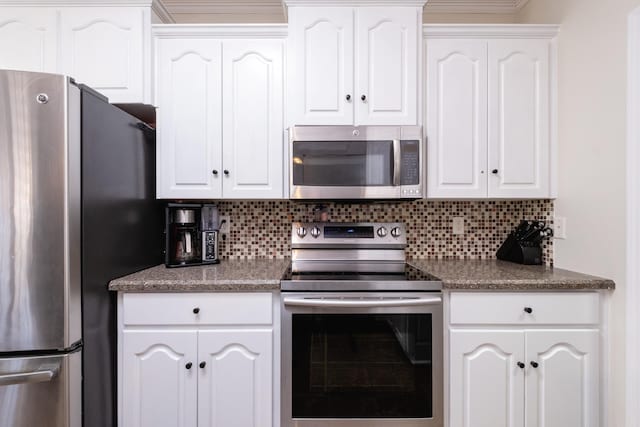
59 7 149 103
289 7 354 125
154 27 286 200
156 38 222 199
426 39 488 198
222 39 284 199
0 8 57 73
356 7 418 125
488 39 550 198
0 4 151 103
425 26 558 200
288 6 421 126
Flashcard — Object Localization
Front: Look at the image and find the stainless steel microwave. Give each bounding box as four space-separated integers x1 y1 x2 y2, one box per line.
289 125 424 200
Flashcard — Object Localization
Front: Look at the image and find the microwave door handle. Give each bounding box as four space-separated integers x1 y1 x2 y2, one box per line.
283 296 442 308
392 139 401 186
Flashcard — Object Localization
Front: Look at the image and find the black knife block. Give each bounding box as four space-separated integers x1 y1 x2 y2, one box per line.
496 233 543 265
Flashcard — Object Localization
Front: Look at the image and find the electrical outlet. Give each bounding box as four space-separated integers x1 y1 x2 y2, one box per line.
452 217 464 235
553 216 566 239
219 215 230 235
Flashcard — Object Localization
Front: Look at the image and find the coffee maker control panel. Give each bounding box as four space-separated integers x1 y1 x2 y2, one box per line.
203 231 218 262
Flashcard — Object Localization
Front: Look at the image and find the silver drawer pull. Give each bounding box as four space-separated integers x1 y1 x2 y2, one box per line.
0 363 60 387
283 296 441 308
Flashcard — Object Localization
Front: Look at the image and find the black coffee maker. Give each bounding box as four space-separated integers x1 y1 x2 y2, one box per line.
165 203 220 267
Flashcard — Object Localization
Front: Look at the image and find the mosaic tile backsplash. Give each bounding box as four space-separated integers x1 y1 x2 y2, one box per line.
212 200 554 265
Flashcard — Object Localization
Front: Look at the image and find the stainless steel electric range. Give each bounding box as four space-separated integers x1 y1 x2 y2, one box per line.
281 223 443 427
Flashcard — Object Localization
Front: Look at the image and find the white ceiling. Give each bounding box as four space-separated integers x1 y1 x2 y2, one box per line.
154 0 531 23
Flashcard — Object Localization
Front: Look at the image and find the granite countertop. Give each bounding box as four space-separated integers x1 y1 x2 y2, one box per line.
408 259 615 290
108 259 290 292
109 258 615 292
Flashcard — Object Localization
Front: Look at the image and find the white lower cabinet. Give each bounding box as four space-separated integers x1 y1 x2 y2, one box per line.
449 330 525 427
525 330 599 427
119 293 276 427
122 330 198 427
198 330 272 427
448 292 601 427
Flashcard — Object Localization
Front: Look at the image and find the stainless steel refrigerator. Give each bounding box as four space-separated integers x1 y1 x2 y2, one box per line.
0 70 163 427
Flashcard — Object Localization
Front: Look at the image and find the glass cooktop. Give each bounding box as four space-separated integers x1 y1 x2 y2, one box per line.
281 264 442 292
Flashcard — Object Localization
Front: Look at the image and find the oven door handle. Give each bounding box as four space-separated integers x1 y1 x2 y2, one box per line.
392 139 401 186
283 295 442 308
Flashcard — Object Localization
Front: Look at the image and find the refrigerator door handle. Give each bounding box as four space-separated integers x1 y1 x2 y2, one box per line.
0 363 60 387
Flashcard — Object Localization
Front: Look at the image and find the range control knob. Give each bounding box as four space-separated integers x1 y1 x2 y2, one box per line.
296 227 307 238
310 226 321 238
377 227 388 237
391 227 402 238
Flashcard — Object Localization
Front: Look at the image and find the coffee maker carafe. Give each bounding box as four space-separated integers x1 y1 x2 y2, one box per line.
165 204 220 267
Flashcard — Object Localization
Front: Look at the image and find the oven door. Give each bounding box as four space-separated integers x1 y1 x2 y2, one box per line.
281 292 443 427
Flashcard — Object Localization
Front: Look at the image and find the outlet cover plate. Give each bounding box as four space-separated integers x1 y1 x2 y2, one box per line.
453 217 464 235
553 216 566 239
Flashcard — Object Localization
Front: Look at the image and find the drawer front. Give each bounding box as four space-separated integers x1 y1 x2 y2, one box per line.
123 293 273 326
449 292 600 325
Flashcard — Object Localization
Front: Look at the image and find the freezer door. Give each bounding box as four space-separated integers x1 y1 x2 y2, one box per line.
0 70 82 352
0 351 81 427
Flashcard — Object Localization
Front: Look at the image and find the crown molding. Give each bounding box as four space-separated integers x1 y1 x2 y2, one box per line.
161 1 283 14
152 23 288 38
0 0 154 4
424 0 530 14
152 0 175 23
423 24 560 39
283 0 427 6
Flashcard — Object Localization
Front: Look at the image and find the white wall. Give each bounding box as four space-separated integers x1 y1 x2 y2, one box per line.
517 1 640 425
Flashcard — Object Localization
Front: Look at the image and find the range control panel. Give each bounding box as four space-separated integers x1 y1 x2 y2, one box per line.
291 222 407 248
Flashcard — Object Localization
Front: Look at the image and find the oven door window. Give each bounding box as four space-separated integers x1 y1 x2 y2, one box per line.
292 141 393 186
291 313 432 418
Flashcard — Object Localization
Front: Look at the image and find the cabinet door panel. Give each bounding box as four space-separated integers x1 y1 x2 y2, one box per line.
198 329 273 427
488 39 550 198
0 8 57 73
526 330 599 427
426 39 488 198
449 329 524 427
156 39 222 199
222 40 283 199
289 7 354 125
356 7 418 125
122 330 198 427
60 8 146 103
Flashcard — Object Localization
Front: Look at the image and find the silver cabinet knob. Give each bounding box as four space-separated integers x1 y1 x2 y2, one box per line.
391 227 401 238
296 227 307 238
310 226 321 238
377 227 388 237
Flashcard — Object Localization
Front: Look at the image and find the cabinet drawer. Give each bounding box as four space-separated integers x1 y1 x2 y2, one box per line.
449 292 599 325
123 293 273 326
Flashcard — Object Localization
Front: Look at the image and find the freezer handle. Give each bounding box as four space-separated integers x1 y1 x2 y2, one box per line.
0 363 60 387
